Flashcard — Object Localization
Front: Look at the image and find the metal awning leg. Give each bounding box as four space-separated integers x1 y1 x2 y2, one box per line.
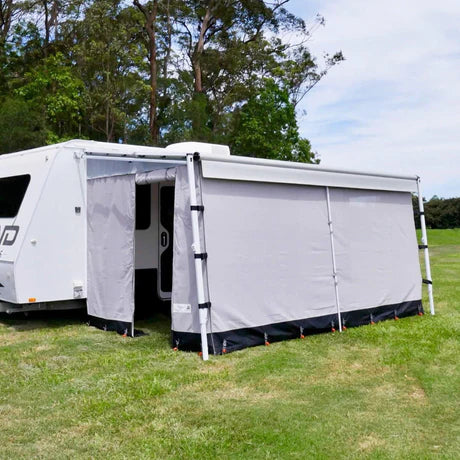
416 178 435 315
186 153 210 360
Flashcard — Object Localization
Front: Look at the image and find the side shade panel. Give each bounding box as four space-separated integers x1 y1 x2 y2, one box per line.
201 180 337 333
87 175 135 323
329 188 421 312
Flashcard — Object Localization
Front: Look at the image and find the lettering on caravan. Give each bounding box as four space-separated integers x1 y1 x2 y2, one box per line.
0 226 19 246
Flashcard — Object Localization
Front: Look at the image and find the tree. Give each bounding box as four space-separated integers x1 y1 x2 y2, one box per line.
412 195 460 229
0 0 24 50
231 79 317 162
0 0 28 90
174 1 310 139
0 96 47 153
16 52 84 141
0 0 342 160
133 0 159 144
171 1 342 147
74 0 147 142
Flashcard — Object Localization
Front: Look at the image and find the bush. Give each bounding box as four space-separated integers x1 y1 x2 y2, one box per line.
413 195 460 229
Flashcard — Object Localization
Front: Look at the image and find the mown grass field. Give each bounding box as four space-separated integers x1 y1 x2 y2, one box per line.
0 229 458 459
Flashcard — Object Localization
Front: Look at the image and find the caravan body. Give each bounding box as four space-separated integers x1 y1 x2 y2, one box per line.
0 143 86 307
0 140 433 356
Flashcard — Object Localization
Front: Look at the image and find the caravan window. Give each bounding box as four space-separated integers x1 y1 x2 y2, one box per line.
0 174 31 218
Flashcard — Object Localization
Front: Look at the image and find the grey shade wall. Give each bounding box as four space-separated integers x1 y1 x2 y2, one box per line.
171 166 202 334
87 175 135 323
200 180 337 333
171 177 422 338
330 188 421 312
85 163 421 347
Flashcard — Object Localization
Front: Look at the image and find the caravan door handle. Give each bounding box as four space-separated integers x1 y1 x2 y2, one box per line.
161 231 168 248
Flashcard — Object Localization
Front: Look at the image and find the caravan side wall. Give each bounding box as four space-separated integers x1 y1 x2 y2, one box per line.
0 147 60 304
15 148 87 304
0 146 87 306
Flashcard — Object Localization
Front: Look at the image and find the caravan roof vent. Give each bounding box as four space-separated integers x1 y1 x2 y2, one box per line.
165 142 230 157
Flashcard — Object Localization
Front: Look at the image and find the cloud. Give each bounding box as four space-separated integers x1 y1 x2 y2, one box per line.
289 0 460 198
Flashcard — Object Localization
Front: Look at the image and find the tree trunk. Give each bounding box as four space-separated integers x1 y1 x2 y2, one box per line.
0 0 14 60
162 0 171 100
43 0 50 56
105 102 110 141
134 0 158 145
191 7 212 94
148 23 158 145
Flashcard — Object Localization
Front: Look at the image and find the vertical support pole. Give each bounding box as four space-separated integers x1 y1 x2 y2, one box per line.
325 187 343 332
416 178 435 315
186 153 209 360
131 271 135 337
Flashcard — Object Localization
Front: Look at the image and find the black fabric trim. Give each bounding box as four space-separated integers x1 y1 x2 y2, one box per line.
194 252 208 260
198 302 211 309
423 279 433 285
172 299 423 354
190 205 204 212
418 244 428 249
87 316 146 337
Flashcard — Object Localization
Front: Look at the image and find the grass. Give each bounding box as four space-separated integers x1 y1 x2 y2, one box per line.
0 229 459 459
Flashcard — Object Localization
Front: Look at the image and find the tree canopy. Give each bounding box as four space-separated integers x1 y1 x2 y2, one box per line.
0 0 343 162
413 195 460 229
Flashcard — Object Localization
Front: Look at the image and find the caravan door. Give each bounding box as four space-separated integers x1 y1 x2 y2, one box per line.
158 184 174 299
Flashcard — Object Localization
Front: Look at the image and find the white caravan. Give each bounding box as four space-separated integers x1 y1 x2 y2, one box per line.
0 140 434 359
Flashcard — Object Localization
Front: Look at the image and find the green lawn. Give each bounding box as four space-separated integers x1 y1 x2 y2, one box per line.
0 229 459 459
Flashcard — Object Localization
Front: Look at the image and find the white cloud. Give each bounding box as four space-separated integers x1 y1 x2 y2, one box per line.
289 0 460 198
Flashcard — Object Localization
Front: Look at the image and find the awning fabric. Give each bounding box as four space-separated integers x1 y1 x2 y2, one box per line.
135 167 176 185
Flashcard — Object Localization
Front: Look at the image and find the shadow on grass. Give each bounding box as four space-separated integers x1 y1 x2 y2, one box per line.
0 308 87 331
135 313 172 341
0 308 172 343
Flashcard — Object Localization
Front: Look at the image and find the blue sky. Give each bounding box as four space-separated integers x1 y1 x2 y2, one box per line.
288 0 460 198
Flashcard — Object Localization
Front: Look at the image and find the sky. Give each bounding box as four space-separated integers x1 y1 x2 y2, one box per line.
289 0 460 198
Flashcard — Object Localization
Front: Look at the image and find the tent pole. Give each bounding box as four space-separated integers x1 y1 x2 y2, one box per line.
325 187 343 332
186 153 209 360
416 178 435 315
